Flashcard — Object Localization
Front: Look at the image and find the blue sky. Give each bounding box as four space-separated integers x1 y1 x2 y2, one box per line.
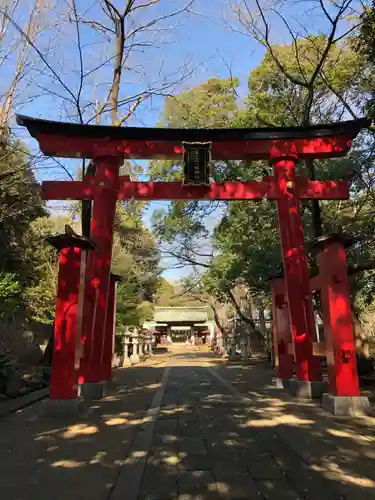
9 0 359 280
13 1 263 148
10 0 264 281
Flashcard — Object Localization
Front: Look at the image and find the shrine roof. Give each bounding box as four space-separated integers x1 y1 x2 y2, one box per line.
154 306 208 324
16 114 369 142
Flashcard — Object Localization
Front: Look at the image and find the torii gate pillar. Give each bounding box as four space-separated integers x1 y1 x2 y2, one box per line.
273 158 323 398
313 235 370 415
270 275 294 386
43 230 95 415
79 155 121 400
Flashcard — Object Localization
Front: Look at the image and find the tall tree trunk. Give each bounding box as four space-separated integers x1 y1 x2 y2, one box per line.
352 308 370 358
259 308 267 339
305 159 323 237
111 17 125 125
81 162 95 237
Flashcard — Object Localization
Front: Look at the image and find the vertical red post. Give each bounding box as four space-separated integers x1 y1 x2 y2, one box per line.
47 233 95 399
270 276 294 381
314 235 360 396
100 273 120 381
80 155 121 384
273 158 321 382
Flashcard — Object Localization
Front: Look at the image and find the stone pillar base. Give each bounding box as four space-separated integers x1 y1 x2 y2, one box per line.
130 354 140 364
81 381 108 400
42 397 85 417
122 357 132 368
322 393 371 416
275 378 290 389
287 379 328 399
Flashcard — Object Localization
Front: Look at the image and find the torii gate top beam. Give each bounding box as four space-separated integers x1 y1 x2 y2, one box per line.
16 115 368 160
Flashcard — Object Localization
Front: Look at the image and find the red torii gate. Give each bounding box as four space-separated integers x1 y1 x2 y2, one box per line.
17 115 367 408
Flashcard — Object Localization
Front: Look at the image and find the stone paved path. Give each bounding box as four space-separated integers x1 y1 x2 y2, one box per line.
1 345 375 500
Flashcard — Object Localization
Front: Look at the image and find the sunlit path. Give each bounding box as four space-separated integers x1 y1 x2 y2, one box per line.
1 348 375 499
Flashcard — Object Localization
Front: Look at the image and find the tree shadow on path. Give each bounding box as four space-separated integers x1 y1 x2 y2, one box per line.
0 353 374 500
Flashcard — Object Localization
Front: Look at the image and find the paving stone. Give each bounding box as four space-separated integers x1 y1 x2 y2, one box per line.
238 447 274 463
178 470 216 489
215 474 262 500
158 411 180 421
138 491 177 500
246 457 286 479
178 470 220 499
269 439 340 500
147 452 180 468
154 418 179 434
212 461 248 476
161 394 180 406
255 479 302 500
152 433 180 448
176 490 221 500
178 420 204 436
179 414 200 424
206 443 241 462
178 454 214 471
179 437 208 456
141 466 178 495
148 449 182 468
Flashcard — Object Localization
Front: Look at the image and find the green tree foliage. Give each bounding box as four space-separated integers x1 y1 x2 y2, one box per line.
162 77 240 129
154 277 203 307
151 33 375 329
23 216 72 324
211 38 374 306
243 37 368 128
0 137 45 276
355 2 375 120
0 272 21 321
0 136 46 322
154 278 177 306
112 201 160 328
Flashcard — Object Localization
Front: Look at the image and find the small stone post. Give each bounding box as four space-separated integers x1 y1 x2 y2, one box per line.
140 333 146 359
148 333 154 355
130 328 140 364
122 328 131 367
240 328 249 361
229 332 236 360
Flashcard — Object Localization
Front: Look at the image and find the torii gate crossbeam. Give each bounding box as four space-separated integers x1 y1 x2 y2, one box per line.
41 178 349 201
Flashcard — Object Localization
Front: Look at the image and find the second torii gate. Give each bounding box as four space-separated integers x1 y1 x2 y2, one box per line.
17 115 367 402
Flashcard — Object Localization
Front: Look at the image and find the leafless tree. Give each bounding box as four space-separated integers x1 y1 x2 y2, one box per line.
2 0 198 129
0 0 50 136
226 0 370 237
227 0 364 126
0 0 199 233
